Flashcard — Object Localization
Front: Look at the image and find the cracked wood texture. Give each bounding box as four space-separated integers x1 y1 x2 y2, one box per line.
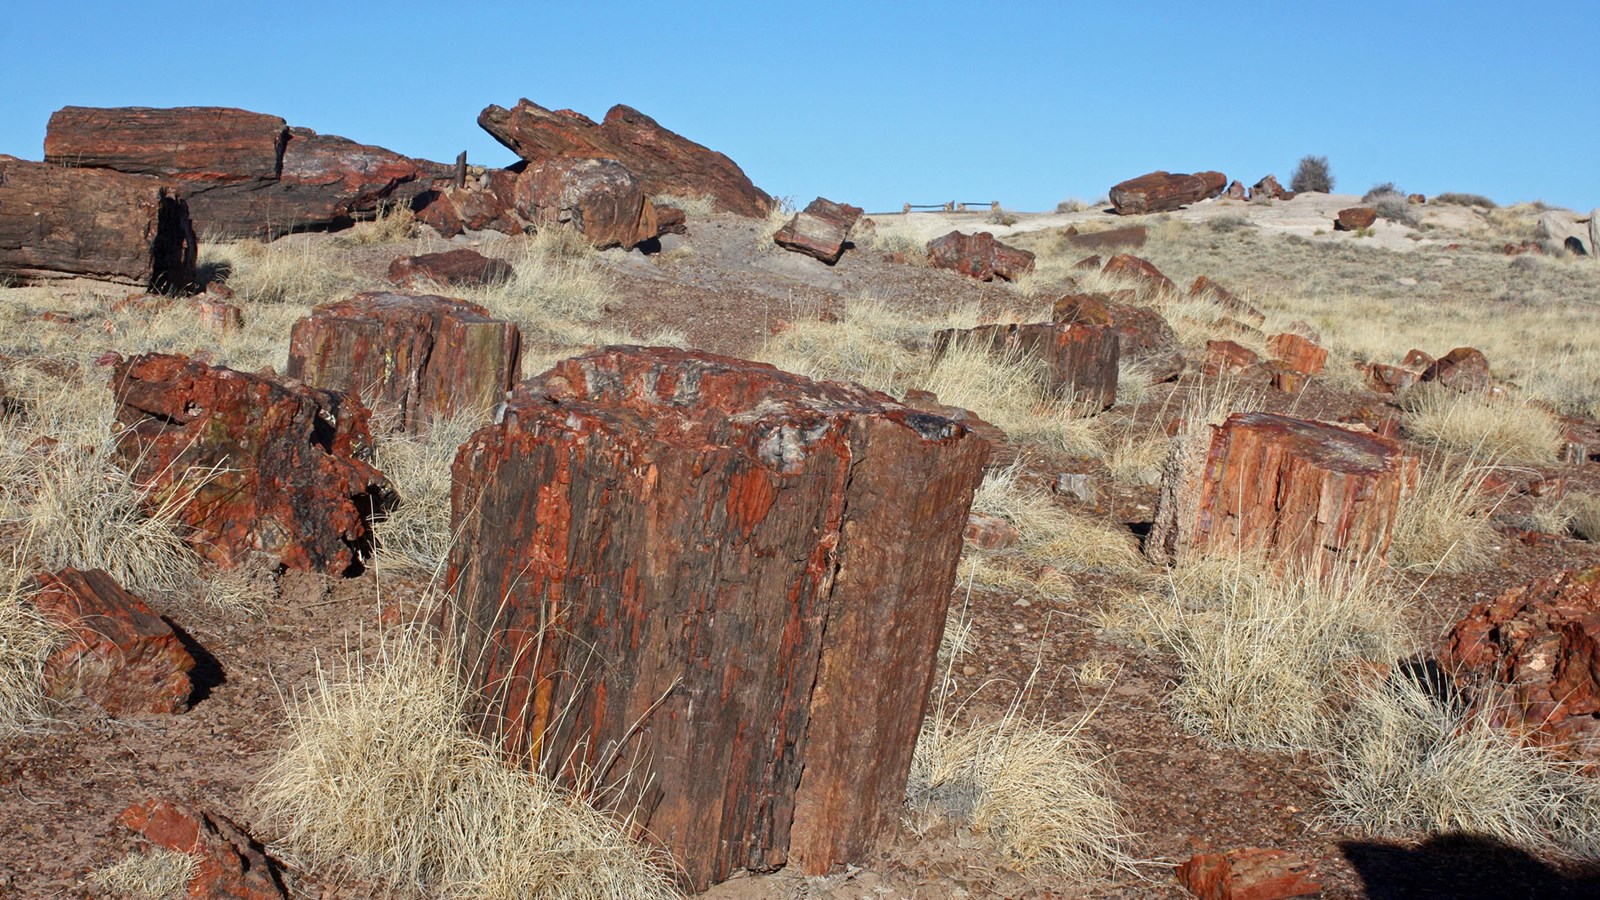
445 346 989 891
1148 412 1416 575
0 156 197 290
286 292 521 432
934 321 1119 409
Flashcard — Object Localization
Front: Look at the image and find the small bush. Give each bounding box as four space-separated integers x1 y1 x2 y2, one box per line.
1055 199 1088 214
372 413 488 571
650 193 717 218
1560 492 1600 542
1207 214 1253 233
1362 183 1401 204
86 849 198 898
0 552 60 732
1390 454 1498 573
338 202 417 245
1290 155 1334 194
1373 194 1420 228
1434 192 1498 209
986 207 1019 227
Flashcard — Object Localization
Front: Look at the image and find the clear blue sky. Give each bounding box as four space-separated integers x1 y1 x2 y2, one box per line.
4 2 1596 213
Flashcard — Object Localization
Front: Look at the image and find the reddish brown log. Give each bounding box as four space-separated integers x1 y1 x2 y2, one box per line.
286 292 520 431
1177 847 1322 900
1190 276 1265 326
1149 412 1417 574
934 321 1118 409
386 248 514 289
1335 207 1378 231
28 568 195 714
111 353 390 573
44 106 287 182
925 230 1035 281
1109 170 1227 215
445 347 988 891
1102 252 1177 296
1367 363 1418 394
1203 340 1261 377
513 158 659 249
119 799 288 899
1052 291 1184 381
479 99 774 217
773 197 863 264
1267 332 1328 376
1422 346 1492 392
1065 224 1147 251
0 157 197 290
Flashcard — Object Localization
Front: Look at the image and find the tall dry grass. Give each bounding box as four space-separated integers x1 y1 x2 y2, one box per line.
372 413 486 572
85 848 198 898
1402 385 1564 463
1389 452 1499 573
0 548 60 732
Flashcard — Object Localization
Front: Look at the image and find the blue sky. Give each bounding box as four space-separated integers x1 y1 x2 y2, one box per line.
4 2 1596 213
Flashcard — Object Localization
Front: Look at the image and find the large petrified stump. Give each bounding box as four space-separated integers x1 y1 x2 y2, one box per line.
1148 412 1416 574
111 353 391 573
286 292 521 431
0 156 197 290
445 347 989 890
1052 291 1185 381
513 157 660 249
934 321 1118 409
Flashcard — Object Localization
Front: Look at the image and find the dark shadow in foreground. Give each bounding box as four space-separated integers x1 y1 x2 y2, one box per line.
1342 833 1600 899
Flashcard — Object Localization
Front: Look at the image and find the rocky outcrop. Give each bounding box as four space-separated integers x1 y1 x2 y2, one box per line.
925 231 1035 281
286 292 521 432
445 347 989 891
773 197 863 264
111 353 390 573
118 800 289 899
479 99 772 217
512 158 659 249
1109 171 1227 215
934 322 1118 409
0 156 197 291
1149 412 1417 575
386 248 514 289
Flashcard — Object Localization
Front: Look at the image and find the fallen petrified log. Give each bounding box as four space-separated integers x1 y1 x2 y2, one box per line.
1148 412 1417 575
934 321 1118 409
445 346 989 890
119 799 289 899
111 353 391 573
286 292 521 431
773 197 863 264
1177 846 1322 900
926 230 1034 281
1108 170 1226 215
1052 291 1185 381
513 157 660 249
386 248 514 289
1102 252 1177 297
0 156 197 290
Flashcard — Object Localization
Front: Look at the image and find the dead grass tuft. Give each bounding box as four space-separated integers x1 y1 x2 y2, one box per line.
338 203 418 245
0 550 60 733
372 413 486 572
1403 385 1563 463
201 238 353 306
1389 453 1499 573
85 847 199 898
651 193 717 218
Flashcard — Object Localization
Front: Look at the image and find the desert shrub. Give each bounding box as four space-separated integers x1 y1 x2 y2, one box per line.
1389 454 1498 573
1055 198 1088 214
0 552 60 732
1434 192 1498 209
755 195 797 252
851 218 930 263
1402 385 1563 463
201 237 353 306
1362 183 1401 204
1290 155 1334 193
1558 492 1600 542
1207 214 1253 233
986 207 1019 227
338 202 417 245
471 230 614 328
1373 193 1420 228
86 848 198 898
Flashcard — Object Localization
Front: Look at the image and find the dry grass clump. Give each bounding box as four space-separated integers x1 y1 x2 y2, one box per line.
907 616 1137 880
1325 674 1600 857
85 848 198 898
257 629 679 899
471 229 615 330
1433 192 1498 209
201 237 353 306
1139 558 1414 752
1402 385 1563 463
1566 493 1600 542
755 196 796 252
372 413 486 571
650 193 717 217
0 551 60 732
920 342 1102 455
338 203 418 245
969 463 1140 576
852 216 930 264
1389 453 1498 573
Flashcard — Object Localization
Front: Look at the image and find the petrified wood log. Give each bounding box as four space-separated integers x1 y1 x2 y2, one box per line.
1267 332 1328 376
773 197 863 264
1064 224 1147 251
934 321 1118 409
119 800 289 900
1108 170 1226 215
1190 275 1265 326
925 230 1035 281
286 292 520 431
1101 252 1176 296
28 568 195 714
445 346 989 891
386 248 514 289
1148 412 1417 575
44 106 288 181
111 353 390 573
513 158 659 249
0 157 197 290
1052 291 1184 381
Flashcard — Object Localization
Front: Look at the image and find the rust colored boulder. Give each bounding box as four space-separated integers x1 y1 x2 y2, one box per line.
111 353 390 573
386 248 514 289
1267 332 1328 376
1367 363 1418 394
1191 275 1265 326
1225 180 1247 200
1102 252 1177 297
513 157 659 249
479 98 773 217
118 799 288 899
445 346 989 891
192 297 243 334
1335 207 1378 231
1444 566 1600 754
1177 847 1322 900
934 321 1118 409
773 197 863 264
925 230 1035 281
286 292 520 432
1065 224 1147 252
416 168 525 237
1421 346 1492 392
965 511 1020 551
1053 291 1184 381
27 568 195 715
1109 170 1227 215
1149 412 1417 575
655 203 688 235
0 156 197 291
1251 175 1288 201
1203 340 1261 377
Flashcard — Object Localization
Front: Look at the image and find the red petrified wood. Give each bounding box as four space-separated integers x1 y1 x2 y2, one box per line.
111 353 391 573
1335 207 1378 231
513 157 660 249
1422 346 1492 392
286 292 521 431
1267 332 1328 376
1190 276 1266 326
386 248 514 289
0 156 197 290
1108 170 1227 215
118 800 288 899
1444 566 1600 755
28 568 195 714
934 321 1118 409
445 347 989 891
1149 412 1417 575
1053 291 1185 381
926 230 1035 281
1178 847 1323 900
773 197 864 264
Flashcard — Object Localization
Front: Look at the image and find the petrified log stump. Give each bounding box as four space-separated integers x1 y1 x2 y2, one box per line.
0 157 197 290
445 346 989 890
28 568 195 714
286 292 521 431
1177 847 1322 900
513 157 659 249
1052 291 1184 381
1267 332 1328 376
111 353 390 573
773 196 863 264
934 321 1118 409
1149 412 1417 574
1102 252 1177 296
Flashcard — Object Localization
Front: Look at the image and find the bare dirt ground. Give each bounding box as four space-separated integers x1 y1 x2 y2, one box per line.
2 195 1599 898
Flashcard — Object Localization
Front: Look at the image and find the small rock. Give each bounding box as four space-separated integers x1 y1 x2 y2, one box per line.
118 799 289 899
387 248 514 289
1335 207 1378 231
925 231 1035 282
773 197 864 265
1177 847 1322 899
1053 473 1096 504
965 512 1021 551
1421 347 1491 393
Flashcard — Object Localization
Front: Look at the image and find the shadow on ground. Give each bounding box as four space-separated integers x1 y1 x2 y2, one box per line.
1342 833 1600 899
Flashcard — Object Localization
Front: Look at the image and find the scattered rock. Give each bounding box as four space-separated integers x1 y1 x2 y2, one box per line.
1203 340 1261 377
1250 175 1288 201
416 168 525 237
444 347 989 891
118 800 289 899
1177 847 1322 899
934 322 1118 410
1108 170 1227 215
111 353 391 573
1366 363 1418 394
772 197 863 264
1102 253 1177 297
1408 193 1427 204
925 230 1035 281
386 248 514 289
1074 254 1103 271
1421 347 1491 392
1266 333 1328 376
1335 207 1378 231
1537 211 1591 255
192 297 243 334
965 511 1020 551
1149 412 1417 575
27 568 195 715
1053 472 1096 504
1053 292 1184 382
513 157 659 249
1225 180 1247 200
